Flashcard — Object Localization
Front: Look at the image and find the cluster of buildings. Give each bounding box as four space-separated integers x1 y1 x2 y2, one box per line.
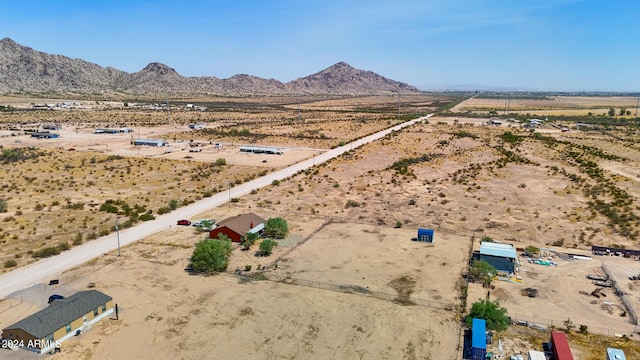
467 319 627 360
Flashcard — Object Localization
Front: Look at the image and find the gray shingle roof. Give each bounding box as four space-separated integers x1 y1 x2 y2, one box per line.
3 290 112 339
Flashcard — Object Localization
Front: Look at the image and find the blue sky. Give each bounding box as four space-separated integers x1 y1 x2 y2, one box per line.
1 0 638 91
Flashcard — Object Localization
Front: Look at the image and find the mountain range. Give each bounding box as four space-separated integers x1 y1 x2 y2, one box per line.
0 38 419 97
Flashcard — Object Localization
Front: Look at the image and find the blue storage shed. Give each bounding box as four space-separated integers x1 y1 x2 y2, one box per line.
471 318 487 360
417 228 434 243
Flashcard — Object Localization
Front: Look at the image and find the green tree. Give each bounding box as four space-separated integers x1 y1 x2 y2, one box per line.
259 239 277 255
466 299 510 331
470 259 497 287
619 108 626 116
265 217 289 239
524 245 540 255
480 236 495 243
608 107 616 117
0 198 7 213
242 232 258 251
215 158 227 166
188 234 233 274
199 219 215 230
168 199 179 210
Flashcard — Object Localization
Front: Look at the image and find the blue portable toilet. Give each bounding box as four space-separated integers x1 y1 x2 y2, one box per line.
417 228 434 243
471 318 487 360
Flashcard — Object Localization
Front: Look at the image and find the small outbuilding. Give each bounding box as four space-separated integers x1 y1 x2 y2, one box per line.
607 347 626 360
1 290 114 353
528 350 546 360
209 213 266 243
471 318 487 360
547 331 574 360
416 228 434 243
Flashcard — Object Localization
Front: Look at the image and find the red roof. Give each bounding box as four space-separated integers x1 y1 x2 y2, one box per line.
550 331 574 360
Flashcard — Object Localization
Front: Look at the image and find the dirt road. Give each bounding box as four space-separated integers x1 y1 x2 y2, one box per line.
0 114 432 299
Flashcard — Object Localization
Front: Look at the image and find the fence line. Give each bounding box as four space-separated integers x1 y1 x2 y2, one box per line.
601 262 638 325
266 220 333 268
0 296 23 315
509 312 637 338
263 274 456 311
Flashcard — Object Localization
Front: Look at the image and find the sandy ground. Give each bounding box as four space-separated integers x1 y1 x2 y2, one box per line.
2 125 318 169
0 218 460 360
2 95 640 359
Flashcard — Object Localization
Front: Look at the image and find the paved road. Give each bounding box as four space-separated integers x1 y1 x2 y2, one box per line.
0 114 432 299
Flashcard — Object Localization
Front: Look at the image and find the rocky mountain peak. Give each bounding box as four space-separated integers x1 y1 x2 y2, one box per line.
141 62 179 76
0 38 420 96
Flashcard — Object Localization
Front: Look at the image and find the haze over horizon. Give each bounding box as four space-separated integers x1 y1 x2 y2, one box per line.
1 1 638 92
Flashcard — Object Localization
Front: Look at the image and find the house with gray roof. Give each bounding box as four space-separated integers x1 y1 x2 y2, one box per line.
2 290 114 353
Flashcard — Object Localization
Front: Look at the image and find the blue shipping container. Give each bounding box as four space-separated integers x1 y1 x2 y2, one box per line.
471 318 487 360
471 346 487 360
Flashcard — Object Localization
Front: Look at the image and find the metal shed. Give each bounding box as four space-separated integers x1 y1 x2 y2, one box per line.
471 318 487 360
417 228 434 243
479 242 518 274
134 139 166 146
607 348 626 360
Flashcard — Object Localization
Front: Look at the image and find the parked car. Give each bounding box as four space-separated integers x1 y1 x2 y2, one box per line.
177 219 191 226
48 294 65 304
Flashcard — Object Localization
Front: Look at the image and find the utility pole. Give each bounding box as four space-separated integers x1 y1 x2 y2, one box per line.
115 217 121 257
635 93 639 119
298 95 301 122
228 182 232 208
166 95 170 124
397 93 400 117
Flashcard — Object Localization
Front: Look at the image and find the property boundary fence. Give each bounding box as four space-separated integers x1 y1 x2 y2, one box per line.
264 274 456 311
266 220 332 268
509 312 638 338
601 262 638 325
0 297 23 315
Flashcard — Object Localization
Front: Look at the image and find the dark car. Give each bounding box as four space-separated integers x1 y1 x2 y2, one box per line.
48 294 65 304
177 219 191 226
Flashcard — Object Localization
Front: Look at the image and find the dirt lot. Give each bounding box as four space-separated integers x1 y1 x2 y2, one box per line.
0 218 460 360
2 94 640 358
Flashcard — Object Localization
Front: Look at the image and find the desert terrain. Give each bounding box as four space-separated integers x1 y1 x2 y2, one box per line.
1 94 640 359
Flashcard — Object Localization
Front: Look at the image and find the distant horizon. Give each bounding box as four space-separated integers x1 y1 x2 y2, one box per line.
1 1 639 92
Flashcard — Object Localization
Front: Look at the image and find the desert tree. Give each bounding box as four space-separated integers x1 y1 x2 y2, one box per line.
259 239 277 255
0 198 7 213
470 259 497 287
242 232 258 251
466 299 510 331
265 217 288 239
188 234 233 274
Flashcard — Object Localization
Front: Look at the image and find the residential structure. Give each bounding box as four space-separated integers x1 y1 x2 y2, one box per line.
209 213 266 242
1 290 114 353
